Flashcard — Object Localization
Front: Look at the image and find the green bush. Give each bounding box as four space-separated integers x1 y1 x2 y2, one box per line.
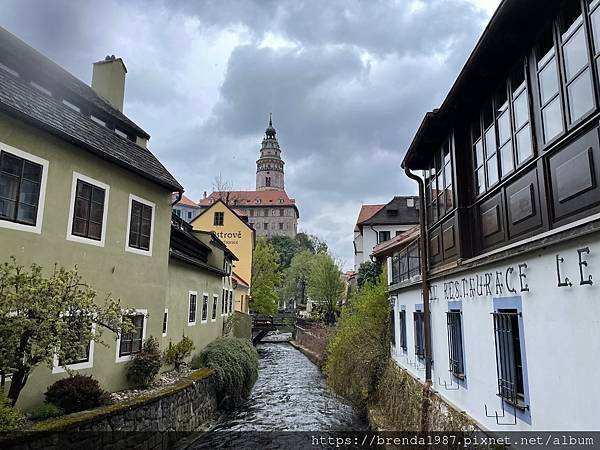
30 402 64 420
324 273 390 411
0 391 24 431
191 337 258 409
163 336 195 370
127 336 162 387
44 374 111 414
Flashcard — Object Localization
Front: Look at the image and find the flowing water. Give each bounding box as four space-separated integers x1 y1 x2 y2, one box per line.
179 338 366 448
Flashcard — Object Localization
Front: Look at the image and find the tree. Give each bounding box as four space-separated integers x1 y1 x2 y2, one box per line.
250 238 282 315
0 257 134 406
295 232 328 255
357 261 382 288
281 251 314 310
269 236 300 270
307 253 344 324
212 173 238 205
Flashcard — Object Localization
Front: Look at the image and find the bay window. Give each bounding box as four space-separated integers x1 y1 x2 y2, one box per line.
425 140 453 224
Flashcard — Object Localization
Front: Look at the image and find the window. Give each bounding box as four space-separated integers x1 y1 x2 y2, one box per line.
188 292 197 325
390 307 396 346
67 173 109 246
118 313 145 359
62 99 81 112
187 211 192 220
162 309 168 336
446 310 465 378
407 198 415 207
30 81 51 96
221 288 226 315
214 211 224 226
492 309 526 407
279 222 284 230
386 209 398 216
201 294 208 322
266 176 271 187
175 209 181 217
127 195 154 254
399 309 407 350
229 290 233 313
90 115 106 127
425 140 453 221
414 310 425 359
212 295 218 321
279 208 284 216
114 128 128 139
0 149 44 229
53 315 94 373
264 222 269 230
378 231 391 243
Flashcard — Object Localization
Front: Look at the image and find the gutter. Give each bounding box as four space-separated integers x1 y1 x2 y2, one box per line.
171 191 183 206
403 165 432 384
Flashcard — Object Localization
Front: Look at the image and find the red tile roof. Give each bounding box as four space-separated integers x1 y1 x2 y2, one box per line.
199 191 298 213
178 194 200 208
356 204 385 226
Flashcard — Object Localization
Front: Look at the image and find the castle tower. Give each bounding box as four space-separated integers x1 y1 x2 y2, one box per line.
256 114 285 191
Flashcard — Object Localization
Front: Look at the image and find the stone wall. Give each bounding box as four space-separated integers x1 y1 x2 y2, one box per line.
3 369 217 450
368 360 480 433
233 311 252 340
293 320 332 366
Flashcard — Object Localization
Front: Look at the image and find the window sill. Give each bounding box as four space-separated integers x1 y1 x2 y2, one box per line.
0 218 42 234
67 233 105 248
497 394 529 411
188 321 196 327
125 245 153 257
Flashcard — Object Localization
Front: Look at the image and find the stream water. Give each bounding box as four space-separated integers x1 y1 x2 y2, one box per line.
180 338 366 448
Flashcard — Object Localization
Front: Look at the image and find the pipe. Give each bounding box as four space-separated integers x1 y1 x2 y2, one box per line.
403 166 432 383
171 190 183 207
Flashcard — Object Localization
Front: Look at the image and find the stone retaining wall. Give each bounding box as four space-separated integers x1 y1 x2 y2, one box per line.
3 369 217 450
293 321 332 365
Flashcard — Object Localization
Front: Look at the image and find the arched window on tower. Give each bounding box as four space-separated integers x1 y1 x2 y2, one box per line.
266 176 271 187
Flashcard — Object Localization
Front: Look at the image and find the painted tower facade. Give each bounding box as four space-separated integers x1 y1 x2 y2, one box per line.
256 114 284 191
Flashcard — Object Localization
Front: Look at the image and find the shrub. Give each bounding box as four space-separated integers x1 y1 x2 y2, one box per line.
0 391 24 431
44 374 111 414
127 336 162 387
324 273 390 411
30 402 64 420
163 336 195 371
191 337 258 409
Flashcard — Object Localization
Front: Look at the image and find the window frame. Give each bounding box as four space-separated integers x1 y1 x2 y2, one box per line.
446 309 466 379
211 294 218 322
66 172 110 247
214 211 224 226
188 291 198 326
201 293 209 323
125 194 155 256
0 142 49 234
52 321 95 374
162 308 168 336
115 309 147 363
398 308 407 351
414 309 425 359
425 138 454 224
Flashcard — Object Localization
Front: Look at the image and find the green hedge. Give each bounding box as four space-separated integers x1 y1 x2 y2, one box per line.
191 337 258 409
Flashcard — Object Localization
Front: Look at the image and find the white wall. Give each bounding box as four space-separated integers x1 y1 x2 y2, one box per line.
354 224 414 270
390 232 600 431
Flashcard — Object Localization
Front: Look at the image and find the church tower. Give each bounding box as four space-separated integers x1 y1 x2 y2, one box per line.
256 114 285 191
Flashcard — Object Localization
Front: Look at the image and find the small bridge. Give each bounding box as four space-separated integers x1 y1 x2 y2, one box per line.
251 313 296 345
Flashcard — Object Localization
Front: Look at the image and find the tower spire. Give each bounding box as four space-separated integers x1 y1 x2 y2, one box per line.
256 115 284 191
269 112 272 127
265 113 276 139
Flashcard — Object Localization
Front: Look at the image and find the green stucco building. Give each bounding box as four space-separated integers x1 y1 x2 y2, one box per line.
0 26 234 410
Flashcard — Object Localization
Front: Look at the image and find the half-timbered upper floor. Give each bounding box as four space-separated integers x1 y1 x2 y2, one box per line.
403 0 600 271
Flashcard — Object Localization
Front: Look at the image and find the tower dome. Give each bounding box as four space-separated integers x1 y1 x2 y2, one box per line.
256 113 285 191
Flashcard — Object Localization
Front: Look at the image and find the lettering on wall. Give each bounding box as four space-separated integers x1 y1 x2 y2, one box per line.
436 246 593 301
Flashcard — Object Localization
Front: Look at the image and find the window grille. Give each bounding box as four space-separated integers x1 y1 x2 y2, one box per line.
446 310 465 378
414 311 425 358
399 310 407 350
390 308 396 346
492 310 525 407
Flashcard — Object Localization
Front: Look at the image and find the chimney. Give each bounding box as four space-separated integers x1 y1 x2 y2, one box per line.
203 191 207 199
92 55 127 112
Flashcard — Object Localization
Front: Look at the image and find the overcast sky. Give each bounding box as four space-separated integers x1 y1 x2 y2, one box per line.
1 0 500 269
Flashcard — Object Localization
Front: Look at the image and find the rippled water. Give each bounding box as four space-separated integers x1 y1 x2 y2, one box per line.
212 340 366 432
179 338 366 448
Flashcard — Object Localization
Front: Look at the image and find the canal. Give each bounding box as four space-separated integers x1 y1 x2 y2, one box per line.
180 339 366 448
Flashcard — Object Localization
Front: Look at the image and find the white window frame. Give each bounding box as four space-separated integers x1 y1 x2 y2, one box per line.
201 293 209 324
162 308 168 337
0 141 49 234
125 194 155 256
211 294 218 322
188 290 198 326
52 323 96 374
66 172 110 247
115 308 147 363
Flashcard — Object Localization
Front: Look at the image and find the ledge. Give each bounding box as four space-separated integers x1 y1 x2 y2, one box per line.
29 368 214 432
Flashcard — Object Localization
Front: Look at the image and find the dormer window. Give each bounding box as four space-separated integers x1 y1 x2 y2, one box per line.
407 198 415 208
62 99 81 113
30 81 51 96
115 128 128 139
90 115 106 127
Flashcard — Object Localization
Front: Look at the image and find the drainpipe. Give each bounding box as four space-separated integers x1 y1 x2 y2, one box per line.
171 191 183 207
403 166 431 383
